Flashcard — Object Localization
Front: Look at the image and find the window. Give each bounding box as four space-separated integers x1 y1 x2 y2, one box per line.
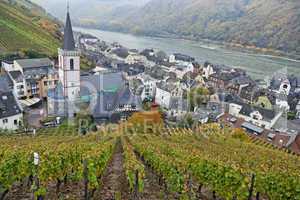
14 120 18 125
3 119 8 124
44 81 48 86
70 59 74 70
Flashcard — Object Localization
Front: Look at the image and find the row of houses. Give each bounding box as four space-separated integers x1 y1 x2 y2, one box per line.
203 63 300 116
0 58 61 130
1 58 58 100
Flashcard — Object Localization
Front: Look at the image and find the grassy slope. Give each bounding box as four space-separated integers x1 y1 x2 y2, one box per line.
0 0 61 56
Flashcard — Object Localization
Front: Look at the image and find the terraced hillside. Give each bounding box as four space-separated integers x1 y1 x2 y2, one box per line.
0 0 61 56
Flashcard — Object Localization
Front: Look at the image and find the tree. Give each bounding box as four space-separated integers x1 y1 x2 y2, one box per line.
142 101 152 111
75 112 94 135
156 50 167 61
127 111 164 133
179 113 195 128
188 87 210 111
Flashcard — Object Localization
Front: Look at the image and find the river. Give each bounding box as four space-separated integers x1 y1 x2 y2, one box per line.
74 27 300 80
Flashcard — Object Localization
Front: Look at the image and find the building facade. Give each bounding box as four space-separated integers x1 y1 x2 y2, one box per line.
0 91 23 130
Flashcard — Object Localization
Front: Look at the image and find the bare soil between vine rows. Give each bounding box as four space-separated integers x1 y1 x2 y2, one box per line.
93 141 130 200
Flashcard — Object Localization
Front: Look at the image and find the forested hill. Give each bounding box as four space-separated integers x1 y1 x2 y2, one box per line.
0 0 61 57
105 0 300 56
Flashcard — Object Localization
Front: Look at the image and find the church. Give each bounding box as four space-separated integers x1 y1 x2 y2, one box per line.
47 8 141 122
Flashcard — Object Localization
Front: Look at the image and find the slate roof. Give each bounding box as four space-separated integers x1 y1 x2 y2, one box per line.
239 84 260 101
0 73 13 92
24 66 56 78
15 58 53 69
80 72 124 96
210 72 236 82
269 72 290 90
9 71 23 83
230 75 254 85
63 12 76 51
289 75 300 91
173 53 195 62
156 82 177 93
239 103 276 121
90 86 141 118
217 92 237 103
112 48 129 58
0 91 22 119
241 122 264 134
169 97 188 111
117 87 138 106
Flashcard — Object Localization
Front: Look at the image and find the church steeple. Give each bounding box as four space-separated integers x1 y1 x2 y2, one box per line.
57 2 81 119
63 4 75 51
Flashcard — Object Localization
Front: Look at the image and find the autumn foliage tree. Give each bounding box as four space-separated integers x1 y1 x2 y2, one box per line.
125 111 164 134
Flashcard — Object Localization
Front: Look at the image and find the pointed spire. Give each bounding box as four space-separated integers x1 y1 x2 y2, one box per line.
62 2 75 51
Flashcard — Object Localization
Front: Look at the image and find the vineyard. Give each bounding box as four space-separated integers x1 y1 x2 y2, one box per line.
0 0 60 56
0 122 300 200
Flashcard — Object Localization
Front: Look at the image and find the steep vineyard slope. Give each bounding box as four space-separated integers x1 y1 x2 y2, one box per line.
0 0 61 56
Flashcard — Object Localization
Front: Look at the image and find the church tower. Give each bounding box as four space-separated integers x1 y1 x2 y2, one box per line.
58 7 80 103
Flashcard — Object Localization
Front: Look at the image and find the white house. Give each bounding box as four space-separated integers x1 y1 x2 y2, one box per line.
0 91 23 130
203 64 216 79
7 71 26 99
125 54 147 65
169 63 194 79
1 60 19 72
84 42 98 52
229 102 282 129
80 36 98 44
169 54 176 63
155 82 184 109
140 75 158 101
169 53 195 63
275 94 290 111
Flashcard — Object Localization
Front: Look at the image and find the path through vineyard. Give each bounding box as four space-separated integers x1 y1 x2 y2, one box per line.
96 141 130 200
139 166 167 200
96 141 167 200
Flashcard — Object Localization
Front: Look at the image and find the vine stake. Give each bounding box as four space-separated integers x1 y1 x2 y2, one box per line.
248 174 256 200
83 159 89 200
134 170 139 200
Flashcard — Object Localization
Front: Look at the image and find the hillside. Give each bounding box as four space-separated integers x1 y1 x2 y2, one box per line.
103 0 300 56
32 0 300 55
31 0 151 26
0 0 61 56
